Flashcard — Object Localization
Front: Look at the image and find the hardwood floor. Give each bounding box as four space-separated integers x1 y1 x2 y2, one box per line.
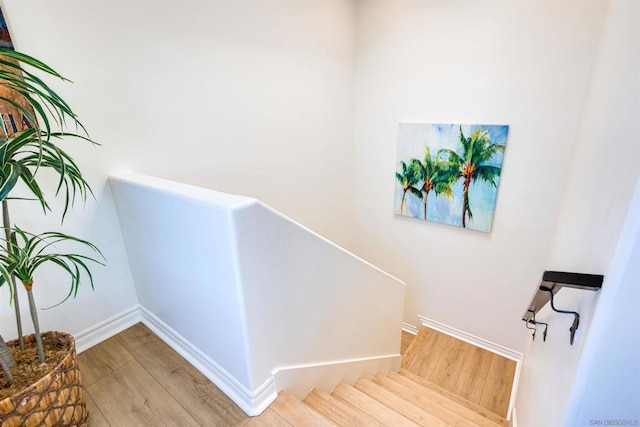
400 331 415 355
401 327 516 418
79 324 514 425
78 323 288 426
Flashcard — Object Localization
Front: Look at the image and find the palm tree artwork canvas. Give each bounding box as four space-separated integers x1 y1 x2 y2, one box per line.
0 8 35 136
394 123 509 232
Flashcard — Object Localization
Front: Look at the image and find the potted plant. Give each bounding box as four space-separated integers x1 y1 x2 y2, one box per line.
0 47 102 425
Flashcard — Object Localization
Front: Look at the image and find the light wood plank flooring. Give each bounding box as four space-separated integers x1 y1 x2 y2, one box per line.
401 327 516 418
78 323 289 426
79 323 514 425
400 330 415 355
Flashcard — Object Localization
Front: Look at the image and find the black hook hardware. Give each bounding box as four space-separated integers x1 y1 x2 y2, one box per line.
542 287 580 345
530 312 548 342
525 314 537 341
523 310 548 342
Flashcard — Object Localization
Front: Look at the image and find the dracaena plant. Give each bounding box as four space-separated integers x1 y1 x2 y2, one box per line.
0 47 100 383
0 228 103 381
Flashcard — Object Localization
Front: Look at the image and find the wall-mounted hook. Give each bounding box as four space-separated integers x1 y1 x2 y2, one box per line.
523 310 549 341
542 287 580 345
531 312 548 342
525 317 537 341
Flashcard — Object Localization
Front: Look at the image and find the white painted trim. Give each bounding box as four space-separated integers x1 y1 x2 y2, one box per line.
402 322 418 335
418 315 522 421
507 355 522 421
418 316 522 361
511 406 518 427
139 307 277 416
273 354 401 399
75 305 141 353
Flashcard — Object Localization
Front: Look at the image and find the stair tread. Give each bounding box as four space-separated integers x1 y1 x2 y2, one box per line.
271 391 337 426
332 382 419 427
304 387 381 426
401 327 429 369
354 377 447 426
398 368 509 426
385 371 504 426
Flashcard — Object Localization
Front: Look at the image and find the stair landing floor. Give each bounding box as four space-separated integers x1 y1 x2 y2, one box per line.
78 322 287 426
401 326 516 418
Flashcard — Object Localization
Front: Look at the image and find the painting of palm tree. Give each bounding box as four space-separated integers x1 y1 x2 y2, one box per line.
409 147 456 220
438 126 506 228
0 8 36 136
394 123 508 232
395 160 421 216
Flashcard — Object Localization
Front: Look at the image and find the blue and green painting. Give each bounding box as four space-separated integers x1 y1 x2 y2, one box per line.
394 123 509 232
0 9 14 50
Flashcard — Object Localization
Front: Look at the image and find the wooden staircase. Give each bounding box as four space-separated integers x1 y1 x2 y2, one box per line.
270 367 510 426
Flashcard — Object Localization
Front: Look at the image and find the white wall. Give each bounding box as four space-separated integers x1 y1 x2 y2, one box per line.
0 0 356 341
233 201 404 389
516 2 640 425
4 0 356 248
546 1 640 273
109 172 405 415
564 179 640 425
353 0 608 352
109 173 253 387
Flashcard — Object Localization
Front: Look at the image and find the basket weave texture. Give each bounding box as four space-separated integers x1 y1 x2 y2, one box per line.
0 332 87 427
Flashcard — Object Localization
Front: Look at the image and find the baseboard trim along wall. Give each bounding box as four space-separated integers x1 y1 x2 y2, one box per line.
75 304 278 415
75 305 141 353
402 321 418 335
418 315 522 361
72 304 402 416
76 306 522 418
417 315 523 421
273 354 402 399
139 307 278 416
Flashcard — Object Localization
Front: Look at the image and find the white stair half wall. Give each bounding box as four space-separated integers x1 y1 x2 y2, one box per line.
108 171 405 416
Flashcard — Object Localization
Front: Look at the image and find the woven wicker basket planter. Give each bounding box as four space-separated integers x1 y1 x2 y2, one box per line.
0 332 87 427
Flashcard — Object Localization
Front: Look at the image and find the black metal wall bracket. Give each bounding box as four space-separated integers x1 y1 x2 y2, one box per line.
522 271 603 345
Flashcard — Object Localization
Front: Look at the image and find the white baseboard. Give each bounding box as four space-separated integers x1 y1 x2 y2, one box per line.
512 406 518 427
72 304 399 416
507 357 522 421
402 322 418 335
418 316 522 361
139 307 277 416
81 307 524 418
75 305 141 353
418 315 522 421
273 354 401 399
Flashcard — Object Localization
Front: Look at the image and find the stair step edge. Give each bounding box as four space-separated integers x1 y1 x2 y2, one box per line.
397 369 509 426
354 377 448 426
271 390 337 427
304 387 382 427
373 373 486 426
331 382 420 427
